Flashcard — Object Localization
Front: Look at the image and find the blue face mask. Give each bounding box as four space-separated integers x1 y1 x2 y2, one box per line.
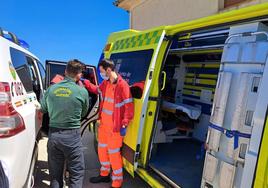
100 72 109 80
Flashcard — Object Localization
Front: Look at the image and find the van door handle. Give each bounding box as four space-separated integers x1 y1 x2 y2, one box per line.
161 71 166 91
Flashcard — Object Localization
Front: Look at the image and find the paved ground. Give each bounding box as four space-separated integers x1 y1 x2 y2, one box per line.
34 130 149 188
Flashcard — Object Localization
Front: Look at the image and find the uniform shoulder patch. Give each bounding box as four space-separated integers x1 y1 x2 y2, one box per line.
53 87 72 97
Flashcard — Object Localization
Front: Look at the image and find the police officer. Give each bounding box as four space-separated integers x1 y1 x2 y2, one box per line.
41 59 89 188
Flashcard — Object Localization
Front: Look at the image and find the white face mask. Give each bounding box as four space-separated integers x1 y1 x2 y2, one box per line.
100 72 109 80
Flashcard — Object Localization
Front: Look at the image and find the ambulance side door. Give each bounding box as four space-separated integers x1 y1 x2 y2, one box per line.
45 60 99 134
104 29 169 176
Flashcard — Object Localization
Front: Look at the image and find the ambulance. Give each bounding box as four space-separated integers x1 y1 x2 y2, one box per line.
95 2 268 188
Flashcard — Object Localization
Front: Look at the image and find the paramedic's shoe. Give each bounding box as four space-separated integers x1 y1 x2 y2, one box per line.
90 175 111 183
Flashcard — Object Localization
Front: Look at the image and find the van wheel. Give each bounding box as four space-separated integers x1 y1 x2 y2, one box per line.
23 142 38 188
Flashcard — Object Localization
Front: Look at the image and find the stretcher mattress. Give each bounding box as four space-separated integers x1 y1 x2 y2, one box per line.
162 100 201 120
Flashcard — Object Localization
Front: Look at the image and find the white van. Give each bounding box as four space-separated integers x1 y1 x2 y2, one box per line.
0 28 44 188
0 28 101 188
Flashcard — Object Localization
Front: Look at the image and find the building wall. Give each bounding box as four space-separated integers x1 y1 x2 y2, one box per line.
129 0 268 30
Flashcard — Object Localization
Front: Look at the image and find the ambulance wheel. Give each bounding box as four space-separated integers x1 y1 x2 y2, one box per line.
24 142 38 188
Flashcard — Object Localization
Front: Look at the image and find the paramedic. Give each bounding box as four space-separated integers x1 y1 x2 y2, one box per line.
41 59 89 188
83 59 134 188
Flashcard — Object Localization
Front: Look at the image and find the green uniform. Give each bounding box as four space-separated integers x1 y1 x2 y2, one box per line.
41 76 89 129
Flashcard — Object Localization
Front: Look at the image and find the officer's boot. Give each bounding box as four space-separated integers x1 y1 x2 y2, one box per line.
90 175 111 183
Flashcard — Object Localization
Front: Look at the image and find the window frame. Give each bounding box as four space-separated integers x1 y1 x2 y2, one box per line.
26 56 44 100
36 60 46 90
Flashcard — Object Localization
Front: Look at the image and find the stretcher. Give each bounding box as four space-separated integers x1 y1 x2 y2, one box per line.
157 100 202 142
162 100 201 120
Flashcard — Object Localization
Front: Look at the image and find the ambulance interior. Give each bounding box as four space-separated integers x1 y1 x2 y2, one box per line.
149 29 226 188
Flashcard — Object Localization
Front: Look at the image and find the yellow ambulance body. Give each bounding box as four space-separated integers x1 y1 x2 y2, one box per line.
98 3 268 187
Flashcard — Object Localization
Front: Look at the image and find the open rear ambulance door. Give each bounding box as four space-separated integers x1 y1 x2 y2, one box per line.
45 60 100 135
106 29 169 176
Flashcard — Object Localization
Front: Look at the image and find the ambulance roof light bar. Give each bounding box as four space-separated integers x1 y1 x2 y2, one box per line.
0 27 30 49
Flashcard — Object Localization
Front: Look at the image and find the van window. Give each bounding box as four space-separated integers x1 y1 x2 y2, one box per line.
48 64 66 82
110 49 154 85
10 48 33 92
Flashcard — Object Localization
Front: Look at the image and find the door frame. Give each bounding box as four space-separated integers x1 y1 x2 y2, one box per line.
45 60 100 132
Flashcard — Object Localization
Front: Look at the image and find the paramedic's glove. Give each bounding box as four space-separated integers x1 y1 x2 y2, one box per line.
120 125 127 136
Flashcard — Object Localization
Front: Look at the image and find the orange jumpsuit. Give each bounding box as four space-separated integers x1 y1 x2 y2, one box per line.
98 82 123 188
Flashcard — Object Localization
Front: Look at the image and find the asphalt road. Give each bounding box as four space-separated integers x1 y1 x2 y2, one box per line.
34 130 149 188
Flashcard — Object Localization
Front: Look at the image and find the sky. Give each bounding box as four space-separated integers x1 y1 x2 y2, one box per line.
0 0 129 66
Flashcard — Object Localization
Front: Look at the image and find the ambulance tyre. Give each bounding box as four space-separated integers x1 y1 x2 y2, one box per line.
23 141 38 188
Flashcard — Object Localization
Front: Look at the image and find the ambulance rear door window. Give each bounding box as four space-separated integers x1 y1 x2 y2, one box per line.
110 49 154 86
